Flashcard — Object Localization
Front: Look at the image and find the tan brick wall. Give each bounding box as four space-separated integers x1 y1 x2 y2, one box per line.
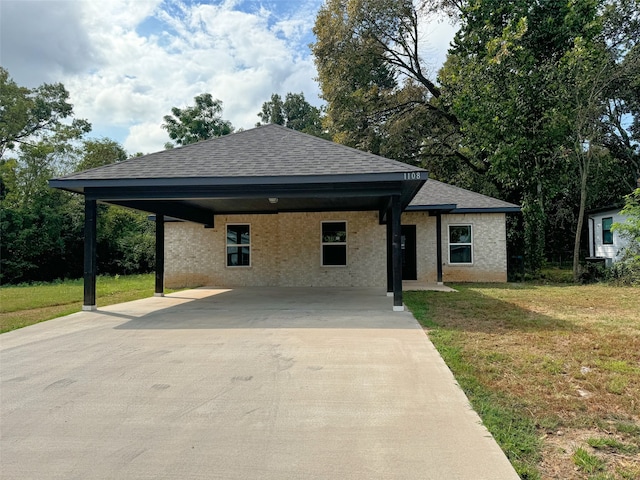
165 211 508 288
165 211 386 288
400 212 508 282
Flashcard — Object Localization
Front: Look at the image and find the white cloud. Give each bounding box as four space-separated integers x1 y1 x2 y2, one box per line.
123 121 169 155
1 0 323 154
1 0 452 155
0 0 99 87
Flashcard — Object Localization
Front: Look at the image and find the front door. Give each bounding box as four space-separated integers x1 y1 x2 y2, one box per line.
401 225 417 280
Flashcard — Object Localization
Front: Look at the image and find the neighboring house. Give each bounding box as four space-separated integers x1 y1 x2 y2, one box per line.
50 124 519 310
588 206 630 266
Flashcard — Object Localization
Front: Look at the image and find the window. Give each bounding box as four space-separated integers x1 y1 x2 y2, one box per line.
226 224 250 267
321 221 347 266
602 217 613 245
449 225 472 264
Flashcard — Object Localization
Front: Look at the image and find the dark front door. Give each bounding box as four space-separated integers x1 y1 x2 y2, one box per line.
401 225 417 280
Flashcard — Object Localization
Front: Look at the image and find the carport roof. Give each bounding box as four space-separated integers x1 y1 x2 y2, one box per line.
53 124 421 185
49 125 427 224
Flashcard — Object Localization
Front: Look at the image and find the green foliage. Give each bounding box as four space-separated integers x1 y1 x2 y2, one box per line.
76 138 127 171
257 92 327 138
612 188 640 244
311 0 639 273
0 67 91 159
162 93 233 147
97 205 155 275
610 188 640 285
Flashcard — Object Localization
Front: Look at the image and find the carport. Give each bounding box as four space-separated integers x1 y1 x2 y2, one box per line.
49 125 426 311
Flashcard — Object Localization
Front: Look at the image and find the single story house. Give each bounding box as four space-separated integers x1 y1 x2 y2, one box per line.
50 124 519 311
588 206 631 266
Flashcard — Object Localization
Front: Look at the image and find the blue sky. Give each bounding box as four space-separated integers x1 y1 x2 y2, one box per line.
1 0 455 154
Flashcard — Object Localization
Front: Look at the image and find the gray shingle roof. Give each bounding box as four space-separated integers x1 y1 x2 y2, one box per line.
56 124 422 181
410 179 520 211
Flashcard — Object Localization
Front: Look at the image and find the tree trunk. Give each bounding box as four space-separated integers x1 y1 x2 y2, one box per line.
573 153 590 282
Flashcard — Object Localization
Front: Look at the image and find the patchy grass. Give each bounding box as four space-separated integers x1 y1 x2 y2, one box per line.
405 283 640 480
573 447 606 475
0 274 181 333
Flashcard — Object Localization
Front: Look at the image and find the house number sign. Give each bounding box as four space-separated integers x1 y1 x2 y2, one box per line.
403 172 423 180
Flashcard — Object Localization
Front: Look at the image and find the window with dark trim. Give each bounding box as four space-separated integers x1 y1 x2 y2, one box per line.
602 217 613 245
226 224 250 267
321 221 347 266
449 225 473 264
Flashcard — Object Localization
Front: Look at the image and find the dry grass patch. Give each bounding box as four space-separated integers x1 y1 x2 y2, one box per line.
405 283 640 480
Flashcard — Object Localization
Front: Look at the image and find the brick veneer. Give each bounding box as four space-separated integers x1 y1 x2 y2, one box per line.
164 211 508 288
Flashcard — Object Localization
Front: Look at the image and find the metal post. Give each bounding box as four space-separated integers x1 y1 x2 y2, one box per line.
391 196 403 311
83 198 97 310
155 214 165 297
386 212 392 296
436 212 443 285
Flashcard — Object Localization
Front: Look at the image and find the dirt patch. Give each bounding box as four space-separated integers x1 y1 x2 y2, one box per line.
540 426 640 480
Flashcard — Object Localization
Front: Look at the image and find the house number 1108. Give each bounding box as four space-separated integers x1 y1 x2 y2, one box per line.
404 172 422 180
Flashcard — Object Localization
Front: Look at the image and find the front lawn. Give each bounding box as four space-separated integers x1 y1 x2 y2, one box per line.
405 284 640 480
0 274 166 333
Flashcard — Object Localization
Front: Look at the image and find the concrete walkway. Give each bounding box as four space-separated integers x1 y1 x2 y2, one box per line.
1 287 518 480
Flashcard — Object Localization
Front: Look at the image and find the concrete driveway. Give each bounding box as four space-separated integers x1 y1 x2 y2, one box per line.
1 287 518 479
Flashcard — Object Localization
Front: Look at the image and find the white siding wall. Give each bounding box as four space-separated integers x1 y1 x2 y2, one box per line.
588 210 630 262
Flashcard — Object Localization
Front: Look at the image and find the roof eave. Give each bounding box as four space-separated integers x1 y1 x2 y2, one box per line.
49 171 427 193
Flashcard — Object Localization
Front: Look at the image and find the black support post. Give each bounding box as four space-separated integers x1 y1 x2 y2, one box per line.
386 213 392 295
391 195 403 311
155 214 165 297
436 212 443 284
83 198 97 310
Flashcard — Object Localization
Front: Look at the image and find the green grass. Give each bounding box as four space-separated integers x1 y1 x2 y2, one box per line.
0 274 177 333
587 437 639 455
404 283 640 480
573 447 606 474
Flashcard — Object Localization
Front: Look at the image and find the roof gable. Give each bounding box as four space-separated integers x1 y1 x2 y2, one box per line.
56 124 422 181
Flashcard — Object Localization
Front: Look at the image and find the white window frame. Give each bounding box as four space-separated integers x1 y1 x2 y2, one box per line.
321 220 347 267
448 224 473 265
226 223 251 267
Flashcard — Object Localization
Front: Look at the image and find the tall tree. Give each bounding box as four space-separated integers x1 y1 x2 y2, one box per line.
257 92 326 138
312 0 639 272
162 93 233 148
0 67 91 159
258 93 285 126
76 138 128 171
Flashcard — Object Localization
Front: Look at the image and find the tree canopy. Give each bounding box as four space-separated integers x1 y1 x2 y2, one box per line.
162 93 234 148
311 0 640 272
0 69 154 284
0 67 91 159
256 92 327 138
